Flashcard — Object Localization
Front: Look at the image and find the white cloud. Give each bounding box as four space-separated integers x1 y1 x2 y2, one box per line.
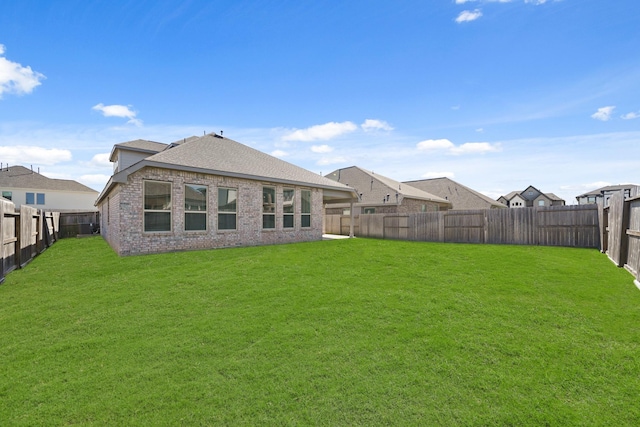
524 0 548 4
271 150 288 157
0 146 72 165
79 174 111 187
92 103 143 126
416 139 500 155
451 142 502 155
421 171 456 179
456 9 483 23
88 153 111 168
311 145 333 154
0 44 46 98
455 0 476 3
621 111 640 120
317 156 347 166
361 119 393 132
416 139 455 151
476 128 485 133
282 121 358 142
591 106 615 121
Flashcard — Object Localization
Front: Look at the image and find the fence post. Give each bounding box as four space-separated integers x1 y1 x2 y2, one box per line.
15 213 21 269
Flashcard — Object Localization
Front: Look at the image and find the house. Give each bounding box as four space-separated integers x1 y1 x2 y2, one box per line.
0 165 98 211
324 166 451 215
95 133 358 256
576 184 640 206
497 185 565 208
403 177 507 210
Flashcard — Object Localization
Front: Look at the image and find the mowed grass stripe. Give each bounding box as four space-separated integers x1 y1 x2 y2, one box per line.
1 237 639 425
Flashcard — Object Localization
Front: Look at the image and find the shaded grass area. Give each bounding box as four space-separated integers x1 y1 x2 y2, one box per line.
1 237 639 425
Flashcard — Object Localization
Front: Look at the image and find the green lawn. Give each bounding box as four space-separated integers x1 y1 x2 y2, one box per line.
1 237 639 426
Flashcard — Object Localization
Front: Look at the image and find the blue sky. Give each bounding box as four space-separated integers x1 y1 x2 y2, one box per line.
1 0 638 203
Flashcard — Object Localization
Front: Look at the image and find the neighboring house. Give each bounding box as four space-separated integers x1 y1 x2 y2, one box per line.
576 184 640 206
0 165 98 211
497 185 565 208
95 133 358 256
324 166 451 215
403 177 507 210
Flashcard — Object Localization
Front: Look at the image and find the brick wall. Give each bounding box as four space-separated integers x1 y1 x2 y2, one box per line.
99 167 324 256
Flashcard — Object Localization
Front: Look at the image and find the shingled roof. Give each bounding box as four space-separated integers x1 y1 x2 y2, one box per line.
0 165 97 193
403 177 506 209
326 166 450 205
97 134 357 204
109 139 167 162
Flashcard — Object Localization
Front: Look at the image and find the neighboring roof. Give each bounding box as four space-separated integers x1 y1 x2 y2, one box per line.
403 177 506 209
499 187 565 203
545 193 564 201
576 184 640 198
325 166 450 205
97 134 357 204
499 191 520 201
109 139 167 161
0 165 97 193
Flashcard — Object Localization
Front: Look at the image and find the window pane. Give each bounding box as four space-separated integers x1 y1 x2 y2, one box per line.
145 181 171 210
2 191 12 201
263 214 275 229
218 188 237 212
218 213 236 230
36 193 45 204
185 212 206 231
185 185 207 211
283 215 294 228
301 215 311 228
144 212 171 232
301 190 311 213
26 193 34 204
263 187 275 213
283 188 294 213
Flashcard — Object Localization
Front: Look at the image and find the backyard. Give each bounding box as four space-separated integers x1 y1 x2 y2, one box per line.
1 237 639 425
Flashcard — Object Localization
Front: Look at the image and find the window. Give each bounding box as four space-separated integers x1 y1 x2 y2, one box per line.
36 193 45 205
342 209 351 215
538 200 545 207
26 192 34 204
185 184 207 231
301 190 311 228
2 191 11 201
218 187 237 230
283 188 294 228
263 186 276 229
144 181 172 232
364 207 376 214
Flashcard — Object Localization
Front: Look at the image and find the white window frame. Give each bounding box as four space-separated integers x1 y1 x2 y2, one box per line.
283 188 295 229
217 187 237 231
263 186 276 229
144 180 172 233
301 189 311 228
184 184 208 232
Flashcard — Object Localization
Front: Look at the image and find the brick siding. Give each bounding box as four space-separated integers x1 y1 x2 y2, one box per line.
99 167 324 256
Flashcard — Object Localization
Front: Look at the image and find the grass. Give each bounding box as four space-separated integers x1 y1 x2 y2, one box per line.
1 237 639 426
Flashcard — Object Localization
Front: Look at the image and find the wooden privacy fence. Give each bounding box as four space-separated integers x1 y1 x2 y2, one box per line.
1 199 60 284
602 191 640 285
58 211 100 238
325 205 600 248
